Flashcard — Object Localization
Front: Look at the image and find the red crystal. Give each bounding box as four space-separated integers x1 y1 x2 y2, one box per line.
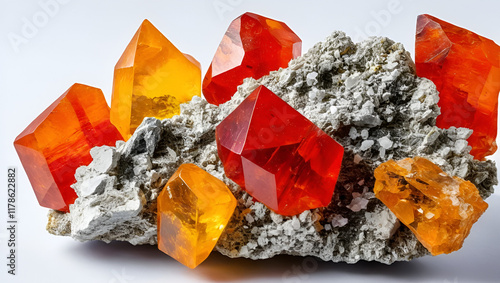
203 12 302 106
14 84 123 212
415 14 500 160
216 85 344 216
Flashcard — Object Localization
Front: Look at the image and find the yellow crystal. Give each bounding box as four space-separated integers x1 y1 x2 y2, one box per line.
374 157 488 255
157 164 237 268
111 19 201 139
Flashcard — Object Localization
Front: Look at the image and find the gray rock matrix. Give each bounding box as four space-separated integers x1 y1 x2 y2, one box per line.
47 32 497 264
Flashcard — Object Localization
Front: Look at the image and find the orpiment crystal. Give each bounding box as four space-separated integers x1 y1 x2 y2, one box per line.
203 12 301 106
216 85 344 216
14 84 123 212
374 157 488 255
157 164 237 268
415 14 500 160
111 19 201 139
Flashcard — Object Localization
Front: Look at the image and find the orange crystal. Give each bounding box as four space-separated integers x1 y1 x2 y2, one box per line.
111 19 201 139
157 164 237 268
374 157 488 255
415 14 500 160
203 12 301 106
14 84 123 212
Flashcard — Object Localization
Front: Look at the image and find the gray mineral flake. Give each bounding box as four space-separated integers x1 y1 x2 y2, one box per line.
378 136 393 149
47 31 497 265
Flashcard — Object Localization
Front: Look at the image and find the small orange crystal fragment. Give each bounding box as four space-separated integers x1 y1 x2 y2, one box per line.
157 164 236 268
374 157 488 255
415 14 500 160
14 84 123 212
111 19 201 139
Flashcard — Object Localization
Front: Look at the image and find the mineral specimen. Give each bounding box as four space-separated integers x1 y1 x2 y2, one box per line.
47 32 497 264
216 85 344 216
14 83 123 212
374 157 488 255
157 164 236 268
415 14 500 160
111 19 201 139
203 12 301 106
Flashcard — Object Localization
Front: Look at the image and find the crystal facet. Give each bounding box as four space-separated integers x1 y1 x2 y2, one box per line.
203 12 302 106
111 19 201 139
374 157 488 255
157 164 236 269
415 14 500 160
216 85 344 216
14 84 123 212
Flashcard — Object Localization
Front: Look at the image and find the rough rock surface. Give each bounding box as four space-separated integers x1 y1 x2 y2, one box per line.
47 31 497 264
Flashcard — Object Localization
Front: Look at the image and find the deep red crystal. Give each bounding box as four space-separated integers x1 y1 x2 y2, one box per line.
415 14 500 160
203 12 301 106
216 85 344 216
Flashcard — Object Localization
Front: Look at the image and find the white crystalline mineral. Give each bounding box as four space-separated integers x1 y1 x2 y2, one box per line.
378 136 393 149
47 31 497 264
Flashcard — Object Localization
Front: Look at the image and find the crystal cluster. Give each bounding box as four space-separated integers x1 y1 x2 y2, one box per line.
216 85 344 216
374 157 488 255
14 84 122 212
415 14 500 160
14 12 500 268
111 19 201 139
45 29 497 265
157 164 236 268
203 12 301 105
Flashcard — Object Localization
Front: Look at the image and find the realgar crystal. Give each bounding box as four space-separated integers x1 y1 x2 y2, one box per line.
374 157 488 255
203 12 301 106
216 85 344 216
415 14 500 160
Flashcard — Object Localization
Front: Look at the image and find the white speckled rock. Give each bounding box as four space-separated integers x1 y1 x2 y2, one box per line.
46 31 497 264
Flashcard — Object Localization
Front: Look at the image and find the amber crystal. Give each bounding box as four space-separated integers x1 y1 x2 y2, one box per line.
415 14 500 160
111 19 201 139
374 157 488 255
14 84 123 212
216 85 344 216
203 12 302 106
157 164 236 269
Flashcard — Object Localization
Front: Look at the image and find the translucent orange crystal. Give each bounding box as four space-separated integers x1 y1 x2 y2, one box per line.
111 19 201 139
415 14 500 160
374 157 488 255
157 164 236 268
14 84 123 212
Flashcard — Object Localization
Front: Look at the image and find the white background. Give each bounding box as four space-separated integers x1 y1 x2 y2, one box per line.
1 0 500 282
